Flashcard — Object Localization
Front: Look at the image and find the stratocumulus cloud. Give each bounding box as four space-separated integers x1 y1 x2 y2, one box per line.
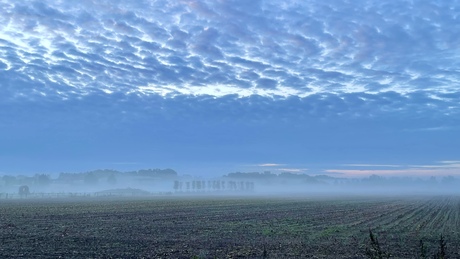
0 0 459 175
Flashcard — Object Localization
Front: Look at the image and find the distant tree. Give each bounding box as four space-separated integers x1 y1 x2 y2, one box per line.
129 168 178 178
441 176 455 185
58 172 82 183
35 174 51 186
429 176 437 184
2 175 17 186
245 181 252 191
368 174 384 182
173 180 179 192
212 180 221 190
18 185 30 197
228 181 236 191
201 181 206 191
250 182 255 191
84 172 98 185
107 174 117 185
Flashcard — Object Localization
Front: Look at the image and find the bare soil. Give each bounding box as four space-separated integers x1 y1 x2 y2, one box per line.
0 195 459 258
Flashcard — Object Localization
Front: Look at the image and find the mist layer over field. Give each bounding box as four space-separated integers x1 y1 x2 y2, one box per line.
2 169 460 199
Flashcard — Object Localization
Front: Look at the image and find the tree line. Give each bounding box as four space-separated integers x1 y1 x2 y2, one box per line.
173 180 255 192
0 168 178 187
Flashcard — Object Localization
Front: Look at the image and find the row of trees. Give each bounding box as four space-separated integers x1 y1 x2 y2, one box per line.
2 174 51 187
173 180 255 192
1 168 178 186
225 172 460 186
57 168 177 184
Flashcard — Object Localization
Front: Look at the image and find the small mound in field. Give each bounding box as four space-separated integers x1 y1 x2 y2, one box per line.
96 188 151 196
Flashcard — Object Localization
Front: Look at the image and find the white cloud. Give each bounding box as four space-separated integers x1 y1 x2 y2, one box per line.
0 0 458 102
330 160 460 177
343 164 401 168
257 163 284 167
325 168 460 178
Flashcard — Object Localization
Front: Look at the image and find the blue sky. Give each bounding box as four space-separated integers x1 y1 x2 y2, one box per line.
0 0 459 177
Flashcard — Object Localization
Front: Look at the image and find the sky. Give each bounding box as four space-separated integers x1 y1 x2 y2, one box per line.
0 0 459 177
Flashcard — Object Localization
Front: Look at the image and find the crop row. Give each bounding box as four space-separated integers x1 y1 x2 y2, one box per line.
0 196 459 258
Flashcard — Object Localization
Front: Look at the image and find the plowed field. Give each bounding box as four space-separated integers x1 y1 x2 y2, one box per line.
0 195 459 258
